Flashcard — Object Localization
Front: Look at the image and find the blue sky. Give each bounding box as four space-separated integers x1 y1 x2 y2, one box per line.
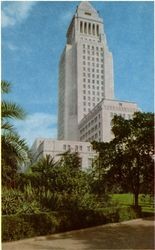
2 1 154 146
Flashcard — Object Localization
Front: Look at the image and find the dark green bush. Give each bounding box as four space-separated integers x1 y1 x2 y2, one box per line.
2 187 41 215
2 212 59 242
2 207 140 242
118 206 140 221
2 215 34 241
58 206 120 232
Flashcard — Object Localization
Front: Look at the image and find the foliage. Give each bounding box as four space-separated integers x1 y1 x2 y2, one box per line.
92 112 154 207
2 187 41 215
1 80 30 188
2 212 59 242
24 151 111 212
2 205 142 242
118 207 139 222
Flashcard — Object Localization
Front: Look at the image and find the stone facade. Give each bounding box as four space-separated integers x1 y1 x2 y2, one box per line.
31 138 97 169
58 2 114 141
31 2 140 168
79 99 140 142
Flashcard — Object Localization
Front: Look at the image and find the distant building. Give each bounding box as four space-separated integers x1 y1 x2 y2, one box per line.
79 99 139 142
58 1 114 141
31 138 97 169
32 2 140 168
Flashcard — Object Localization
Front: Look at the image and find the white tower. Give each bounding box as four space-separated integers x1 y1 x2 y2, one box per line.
58 2 114 141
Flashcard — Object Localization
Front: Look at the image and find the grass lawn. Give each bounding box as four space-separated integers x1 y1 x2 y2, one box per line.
111 193 154 213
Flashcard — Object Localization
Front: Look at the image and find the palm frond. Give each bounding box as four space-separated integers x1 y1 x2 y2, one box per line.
1 80 11 94
2 101 26 120
2 132 30 166
1 121 15 133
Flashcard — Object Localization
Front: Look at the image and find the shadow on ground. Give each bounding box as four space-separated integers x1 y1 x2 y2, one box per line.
2 217 155 250
46 217 154 249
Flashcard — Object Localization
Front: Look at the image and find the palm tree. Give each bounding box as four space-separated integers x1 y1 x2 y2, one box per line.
30 155 57 200
1 80 30 188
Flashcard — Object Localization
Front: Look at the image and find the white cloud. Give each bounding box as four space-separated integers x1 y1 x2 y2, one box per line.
6 42 18 51
13 112 57 147
2 2 36 28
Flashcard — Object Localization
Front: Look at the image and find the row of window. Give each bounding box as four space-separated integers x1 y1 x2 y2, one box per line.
83 95 101 102
83 67 104 73
82 56 104 62
83 80 104 86
110 112 132 120
83 73 104 79
83 44 104 51
105 105 137 112
83 75 104 81
83 72 104 77
82 90 104 98
63 144 92 152
83 61 104 68
83 102 96 107
81 131 101 142
83 85 104 91
80 114 101 132
83 50 104 57
80 37 99 43
82 91 104 98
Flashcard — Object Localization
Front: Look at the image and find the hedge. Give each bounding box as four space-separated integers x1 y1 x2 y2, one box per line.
2 212 59 242
2 206 141 242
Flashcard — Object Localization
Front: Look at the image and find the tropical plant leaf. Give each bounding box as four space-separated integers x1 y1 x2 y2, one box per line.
1 80 11 94
2 101 26 120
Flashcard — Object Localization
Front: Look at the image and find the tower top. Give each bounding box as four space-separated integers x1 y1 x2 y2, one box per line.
76 1 101 21
78 1 96 12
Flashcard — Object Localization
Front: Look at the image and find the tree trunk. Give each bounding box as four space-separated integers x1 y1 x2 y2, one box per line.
134 192 139 207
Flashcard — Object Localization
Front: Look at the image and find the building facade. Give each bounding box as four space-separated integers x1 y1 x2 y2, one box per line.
31 138 97 169
58 1 114 141
31 2 140 168
79 99 140 142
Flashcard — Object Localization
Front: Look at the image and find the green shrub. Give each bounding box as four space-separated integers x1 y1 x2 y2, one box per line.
2 207 140 242
2 212 59 242
2 187 41 215
118 206 140 221
2 215 34 241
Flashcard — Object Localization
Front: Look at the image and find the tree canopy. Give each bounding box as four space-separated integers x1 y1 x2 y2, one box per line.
92 112 154 207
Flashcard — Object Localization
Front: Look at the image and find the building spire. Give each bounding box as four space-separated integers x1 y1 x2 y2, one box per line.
78 1 96 12
76 1 100 20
